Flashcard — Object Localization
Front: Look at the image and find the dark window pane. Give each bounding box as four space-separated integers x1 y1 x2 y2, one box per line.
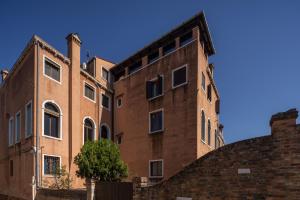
207 84 212 102
84 119 94 143
26 103 32 135
150 111 163 133
85 84 95 100
163 41 176 55
180 31 193 46
44 156 60 175
202 73 206 90
150 161 163 177
208 120 211 145
44 114 51 135
148 51 159 64
173 66 187 87
45 59 60 82
102 68 109 81
146 76 163 99
102 94 110 109
101 126 109 139
201 111 205 141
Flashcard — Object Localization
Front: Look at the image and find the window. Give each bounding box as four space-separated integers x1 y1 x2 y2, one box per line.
8 117 13 146
100 124 110 139
149 160 163 178
116 134 122 145
180 31 193 46
44 57 60 82
201 72 206 91
207 84 212 102
146 75 163 100
43 155 60 175
149 109 163 133
208 120 211 146
172 65 188 88
117 97 122 108
201 111 205 142
148 51 159 64
25 101 32 137
10 160 13 176
44 102 60 139
84 83 95 102
102 67 109 81
215 100 220 114
84 118 95 143
101 94 110 110
15 112 21 143
86 62 95 77
163 41 176 55
128 60 142 74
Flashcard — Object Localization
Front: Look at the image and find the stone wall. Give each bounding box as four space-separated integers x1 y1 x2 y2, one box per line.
133 109 300 200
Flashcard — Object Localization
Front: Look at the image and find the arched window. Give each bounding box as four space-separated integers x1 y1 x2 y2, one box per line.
100 124 110 140
44 102 61 138
207 120 211 146
84 118 95 143
201 111 205 142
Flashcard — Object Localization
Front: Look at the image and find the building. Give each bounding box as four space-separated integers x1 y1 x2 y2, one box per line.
0 12 224 199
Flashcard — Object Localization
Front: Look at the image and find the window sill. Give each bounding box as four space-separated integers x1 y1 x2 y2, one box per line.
43 74 62 85
42 135 62 141
83 96 96 103
201 139 206 144
149 176 163 179
148 94 164 101
172 82 188 90
149 129 164 134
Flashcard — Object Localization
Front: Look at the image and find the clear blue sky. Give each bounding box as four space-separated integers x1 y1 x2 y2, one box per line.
1 0 299 144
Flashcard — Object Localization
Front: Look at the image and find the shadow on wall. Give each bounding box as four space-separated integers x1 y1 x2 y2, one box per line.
133 108 300 200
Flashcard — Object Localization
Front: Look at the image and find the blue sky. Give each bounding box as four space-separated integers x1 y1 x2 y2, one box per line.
1 0 299 144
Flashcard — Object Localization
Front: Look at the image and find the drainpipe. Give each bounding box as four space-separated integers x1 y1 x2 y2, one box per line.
35 40 40 188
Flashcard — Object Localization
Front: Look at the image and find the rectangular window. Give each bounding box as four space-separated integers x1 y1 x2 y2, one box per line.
117 97 122 108
146 75 163 100
149 109 163 133
44 113 59 138
149 160 163 178
25 101 32 137
44 58 60 82
148 51 159 64
86 62 95 77
102 94 110 110
207 84 212 102
180 31 193 46
163 41 176 56
43 155 60 175
15 112 21 143
172 65 188 89
202 72 206 91
10 160 13 176
128 60 142 74
8 118 14 146
84 83 95 102
102 67 109 81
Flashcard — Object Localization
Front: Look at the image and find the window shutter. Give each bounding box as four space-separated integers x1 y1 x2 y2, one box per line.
215 99 220 114
157 75 163 95
146 81 152 99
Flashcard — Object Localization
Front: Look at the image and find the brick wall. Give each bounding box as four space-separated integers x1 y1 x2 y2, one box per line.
133 109 300 200
35 189 86 200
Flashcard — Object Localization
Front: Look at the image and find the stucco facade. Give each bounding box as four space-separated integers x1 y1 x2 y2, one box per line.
0 12 224 199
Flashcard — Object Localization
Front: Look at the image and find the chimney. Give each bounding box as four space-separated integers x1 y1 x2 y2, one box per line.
270 108 298 136
1 69 9 82
66 33 81 181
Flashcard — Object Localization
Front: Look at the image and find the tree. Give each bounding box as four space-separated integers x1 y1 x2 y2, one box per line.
49 165 73 189
74 139 128 182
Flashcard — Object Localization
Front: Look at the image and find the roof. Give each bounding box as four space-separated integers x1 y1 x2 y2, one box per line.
111 11 215 74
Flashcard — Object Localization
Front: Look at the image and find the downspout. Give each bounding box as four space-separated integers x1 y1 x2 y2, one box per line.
35 40 40 188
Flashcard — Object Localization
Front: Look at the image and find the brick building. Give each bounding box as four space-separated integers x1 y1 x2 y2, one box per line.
0 12 224 199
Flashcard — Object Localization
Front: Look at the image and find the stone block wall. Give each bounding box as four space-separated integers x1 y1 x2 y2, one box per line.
133 109 300 200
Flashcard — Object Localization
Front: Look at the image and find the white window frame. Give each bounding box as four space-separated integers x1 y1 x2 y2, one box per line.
149 159 164 178
149 108 164 134
43 55 62 84
8 117 14 147
15 111 21 144
42 100 63 140
25 100 33 138
99 123 111 140
147 75 164 101
82 116 97 145
42 154 62 177
101 92 111 111
172 64 188 89
101 66 110 82
83 81 96 103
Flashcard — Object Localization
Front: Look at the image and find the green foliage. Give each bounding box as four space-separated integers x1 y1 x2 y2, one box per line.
74 139 128 181
49 165 73 190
